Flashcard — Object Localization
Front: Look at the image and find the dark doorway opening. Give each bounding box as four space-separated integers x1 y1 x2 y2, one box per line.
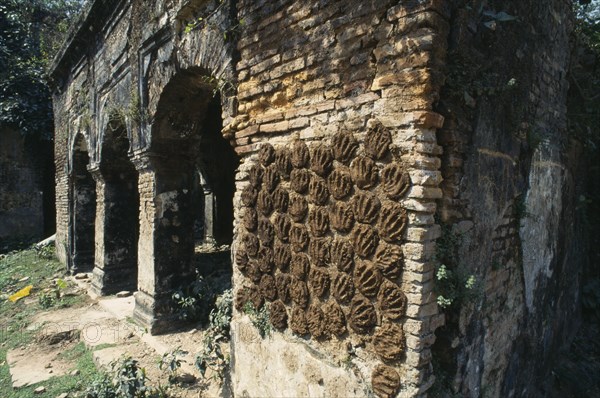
70 134 96 274
99 121 139 293
143 68 239 330
191 93 239 274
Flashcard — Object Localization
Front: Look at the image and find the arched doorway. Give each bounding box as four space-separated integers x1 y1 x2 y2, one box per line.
134 68 239 333
70 133 96 274
191 93 238 270
91 120 139 295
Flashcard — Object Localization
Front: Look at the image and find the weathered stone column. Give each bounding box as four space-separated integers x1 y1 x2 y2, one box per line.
131 151 196 334
198 170 217 246
89 168 106 286
90 164 139 296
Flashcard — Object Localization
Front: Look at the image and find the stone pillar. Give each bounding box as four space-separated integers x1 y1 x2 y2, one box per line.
90 165 139 296
131 152 196 334
199 171 217 246
90 168 106 288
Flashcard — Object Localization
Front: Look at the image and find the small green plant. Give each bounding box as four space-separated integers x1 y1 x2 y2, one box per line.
38 278 68 308
35 243 56 260
158 347 184 384
435 264 478 309
172 273 215 322
435 223 462 267
200 74 236 98
195 337 226 380
195 288 233 381
208 288 233 337
127 91 147 124
38 291 56 308
526 128 545 151
106 91 148 128
86 374 116 398
86 357 169 398
514 194 532 222
243 301 271 338
113 357 149 398
183 0 244 40
434 223 479 309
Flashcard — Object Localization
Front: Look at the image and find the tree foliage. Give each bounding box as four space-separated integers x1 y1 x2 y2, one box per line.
0 0 83 139
570 0 600 150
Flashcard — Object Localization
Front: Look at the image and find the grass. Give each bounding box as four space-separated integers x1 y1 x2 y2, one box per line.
0 245 104 397
0 343 100 398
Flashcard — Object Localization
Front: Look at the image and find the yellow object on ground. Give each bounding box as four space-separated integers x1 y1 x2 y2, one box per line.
8 285 33 302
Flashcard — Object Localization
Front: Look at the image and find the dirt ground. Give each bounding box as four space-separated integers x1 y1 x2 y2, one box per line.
6 274 227 397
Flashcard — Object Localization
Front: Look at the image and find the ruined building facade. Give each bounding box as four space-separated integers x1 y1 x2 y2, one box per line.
50 0 582 396
0 127 54 247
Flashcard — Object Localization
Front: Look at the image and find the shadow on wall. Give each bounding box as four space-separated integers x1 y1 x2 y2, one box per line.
70 133 96 274
0 127 55 252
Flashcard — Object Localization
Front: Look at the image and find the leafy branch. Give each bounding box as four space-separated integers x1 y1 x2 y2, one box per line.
183 0 245 41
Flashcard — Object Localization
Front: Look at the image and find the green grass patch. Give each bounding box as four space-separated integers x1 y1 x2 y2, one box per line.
0 246 103 397
92 343 118 352
0 343 102 398
0 247 62 295
57 341 88 361
0 247 87 320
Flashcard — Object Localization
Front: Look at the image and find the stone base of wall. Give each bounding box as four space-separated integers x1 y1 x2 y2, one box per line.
90 266 137 296
132 290 185 335
231 315 368 397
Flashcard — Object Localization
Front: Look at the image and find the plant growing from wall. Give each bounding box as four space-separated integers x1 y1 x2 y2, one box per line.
434 223 479 309
180 0 242 100
106 92 148 127
183 0 245 40
242 301 271 338
435 264 478 309
199 74 236 98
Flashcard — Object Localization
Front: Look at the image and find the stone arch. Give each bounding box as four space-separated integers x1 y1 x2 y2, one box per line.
151 68 238 246
141 0 238 126
134 67 239 333
91 118 140 295
69 132 96 274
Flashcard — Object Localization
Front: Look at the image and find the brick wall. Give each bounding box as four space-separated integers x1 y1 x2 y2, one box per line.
0 128 44 243
230 1 449 396
433 1 580 396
